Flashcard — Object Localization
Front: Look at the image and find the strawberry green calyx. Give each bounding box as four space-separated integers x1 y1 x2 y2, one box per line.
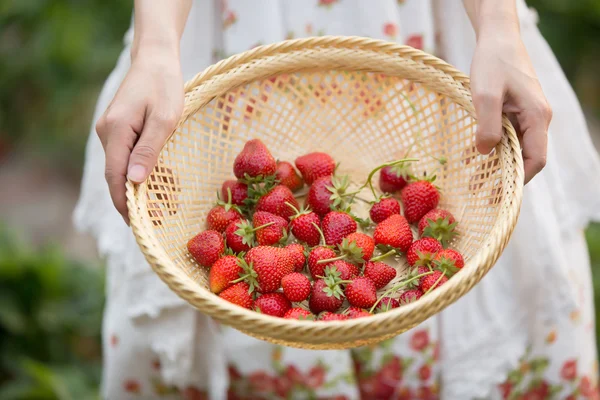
322 266 345 300
434 257 460 277
234 220 276 247
422 217 458 247
316 237 364 265
216 190 243 214
232 258 259 293
242 173 278 208
325 175 357 212
368 269 433 313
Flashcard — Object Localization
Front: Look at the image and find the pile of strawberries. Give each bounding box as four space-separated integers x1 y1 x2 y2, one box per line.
187 138 463 321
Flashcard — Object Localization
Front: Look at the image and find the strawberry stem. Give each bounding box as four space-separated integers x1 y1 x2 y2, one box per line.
361 158 420 198
285 201 300 215
369 249 396 262
311 222 327 247
368 271 433 313
423 269 447 296
249 221 276 233
316 254 346 265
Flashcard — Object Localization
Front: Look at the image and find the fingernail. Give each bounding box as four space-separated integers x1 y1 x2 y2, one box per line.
128 165 146 182
122 214 130 227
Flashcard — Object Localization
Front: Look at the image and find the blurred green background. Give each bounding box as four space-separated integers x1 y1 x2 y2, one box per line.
0 0 599 398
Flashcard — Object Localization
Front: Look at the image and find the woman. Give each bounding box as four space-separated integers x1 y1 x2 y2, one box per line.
76 0 600 398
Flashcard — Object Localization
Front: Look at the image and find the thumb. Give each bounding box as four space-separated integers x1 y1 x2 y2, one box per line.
127 111 178 183
472 90 504 154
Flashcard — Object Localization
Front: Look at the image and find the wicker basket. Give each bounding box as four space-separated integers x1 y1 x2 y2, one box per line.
126 36 523 349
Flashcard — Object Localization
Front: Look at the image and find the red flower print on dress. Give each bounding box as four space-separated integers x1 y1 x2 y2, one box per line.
306 365 326 388
418 364 432 381
371 356 402 399
521 381 549 400
580 376 596 398
248 371 276 393
417 385 437 400
405 34 424 50
318 0 338 6
181 386 208 400
228 364 242 381
151 359 161 371
123 379 141 394
223 10 237 29
397 387 414 400
410 329 430 351
498 381 512 399
565 396 577 400
110 334 118 347
305 23 313 35
383 22 398 38
560 359 577 381
285 365 305 385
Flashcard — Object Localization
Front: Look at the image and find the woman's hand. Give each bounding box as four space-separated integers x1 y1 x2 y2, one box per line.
464 0 552 184
96 46 184 224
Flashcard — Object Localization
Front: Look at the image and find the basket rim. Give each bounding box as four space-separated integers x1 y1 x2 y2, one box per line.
126 36 524 347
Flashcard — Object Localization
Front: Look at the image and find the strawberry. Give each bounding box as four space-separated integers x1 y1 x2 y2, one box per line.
224 220 253 253
281 272 311 302
347 307 372 319
327 261 360 281
322 211 357 246
420 270 448 293
206 202 242 233
373 214 413 253
219 282 254 309
252 211 288 246
285 243 306 272
256 185 299 221
288 205 322 247
276 161 304 192
187 230 225 268
254 292 291 317
309 279 344 314
275 247 295 276
363 261 396 289
433 248 465 277
406 265 433 289
284 308 315 320
376 297 400 312
318 312 349 321
344 233 375 261
379 163 410 193
209 255 243 294
306 175 354 218
401 180 440 224
233 139 277 179
369 197 401 224
221 180 248 207
241 246 289 293
419 209 458 247
308 246 337 280
406 237 442 267
295 152 335 185
398 289 423 305
344 277 377 309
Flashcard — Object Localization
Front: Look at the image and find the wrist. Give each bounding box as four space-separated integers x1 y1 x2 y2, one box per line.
131 38 180 63
468 0 520 40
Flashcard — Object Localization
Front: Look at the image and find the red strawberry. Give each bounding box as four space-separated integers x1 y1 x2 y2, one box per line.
406 238 443 267
370 197 401 224
288 205 321 247
233 139 277 179
187 230 225 268
281 272 311 302
254 292 291 317
420 270 448 293
209 255 243 294
206 204 242 233
252 211 288 246
363 261 397 289
401 180 440 224
308 246 337 280
318 312 349 321
224 220 253 253
276 161 304 192
376 297 400 312
419 209 458 247
306 175 353 218
373 214 413 253
347 307 372 319
406 265 433 289
344 232 375 261
219 282 254 309
379 164 410 193
275 247 295 276
309 279 344 314
344 277 377 309
328 261 360 281
221 180 248 207
398 289 423 304
285 243 306 272
256 185 299 221
295 152 335 185
433 248 465 277
284 308 314 320
241 246 289 293
322 211 357 246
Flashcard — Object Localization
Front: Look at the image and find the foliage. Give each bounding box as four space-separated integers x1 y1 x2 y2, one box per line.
0 225 104 400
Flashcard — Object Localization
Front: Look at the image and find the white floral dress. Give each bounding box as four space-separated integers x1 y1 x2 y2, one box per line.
75 1 600 399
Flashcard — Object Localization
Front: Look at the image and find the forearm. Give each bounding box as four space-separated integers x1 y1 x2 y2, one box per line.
131 0 192 60
462 0 519 40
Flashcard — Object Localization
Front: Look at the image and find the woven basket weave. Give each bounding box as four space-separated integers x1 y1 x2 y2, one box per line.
126 36 524 349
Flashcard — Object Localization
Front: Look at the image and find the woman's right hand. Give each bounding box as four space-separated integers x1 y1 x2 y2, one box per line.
96 45 184 225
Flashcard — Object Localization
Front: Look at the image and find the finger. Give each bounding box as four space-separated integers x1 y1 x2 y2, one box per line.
521 106 551 183
105 126 138 225
127 110 178 183
472 90 504 154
